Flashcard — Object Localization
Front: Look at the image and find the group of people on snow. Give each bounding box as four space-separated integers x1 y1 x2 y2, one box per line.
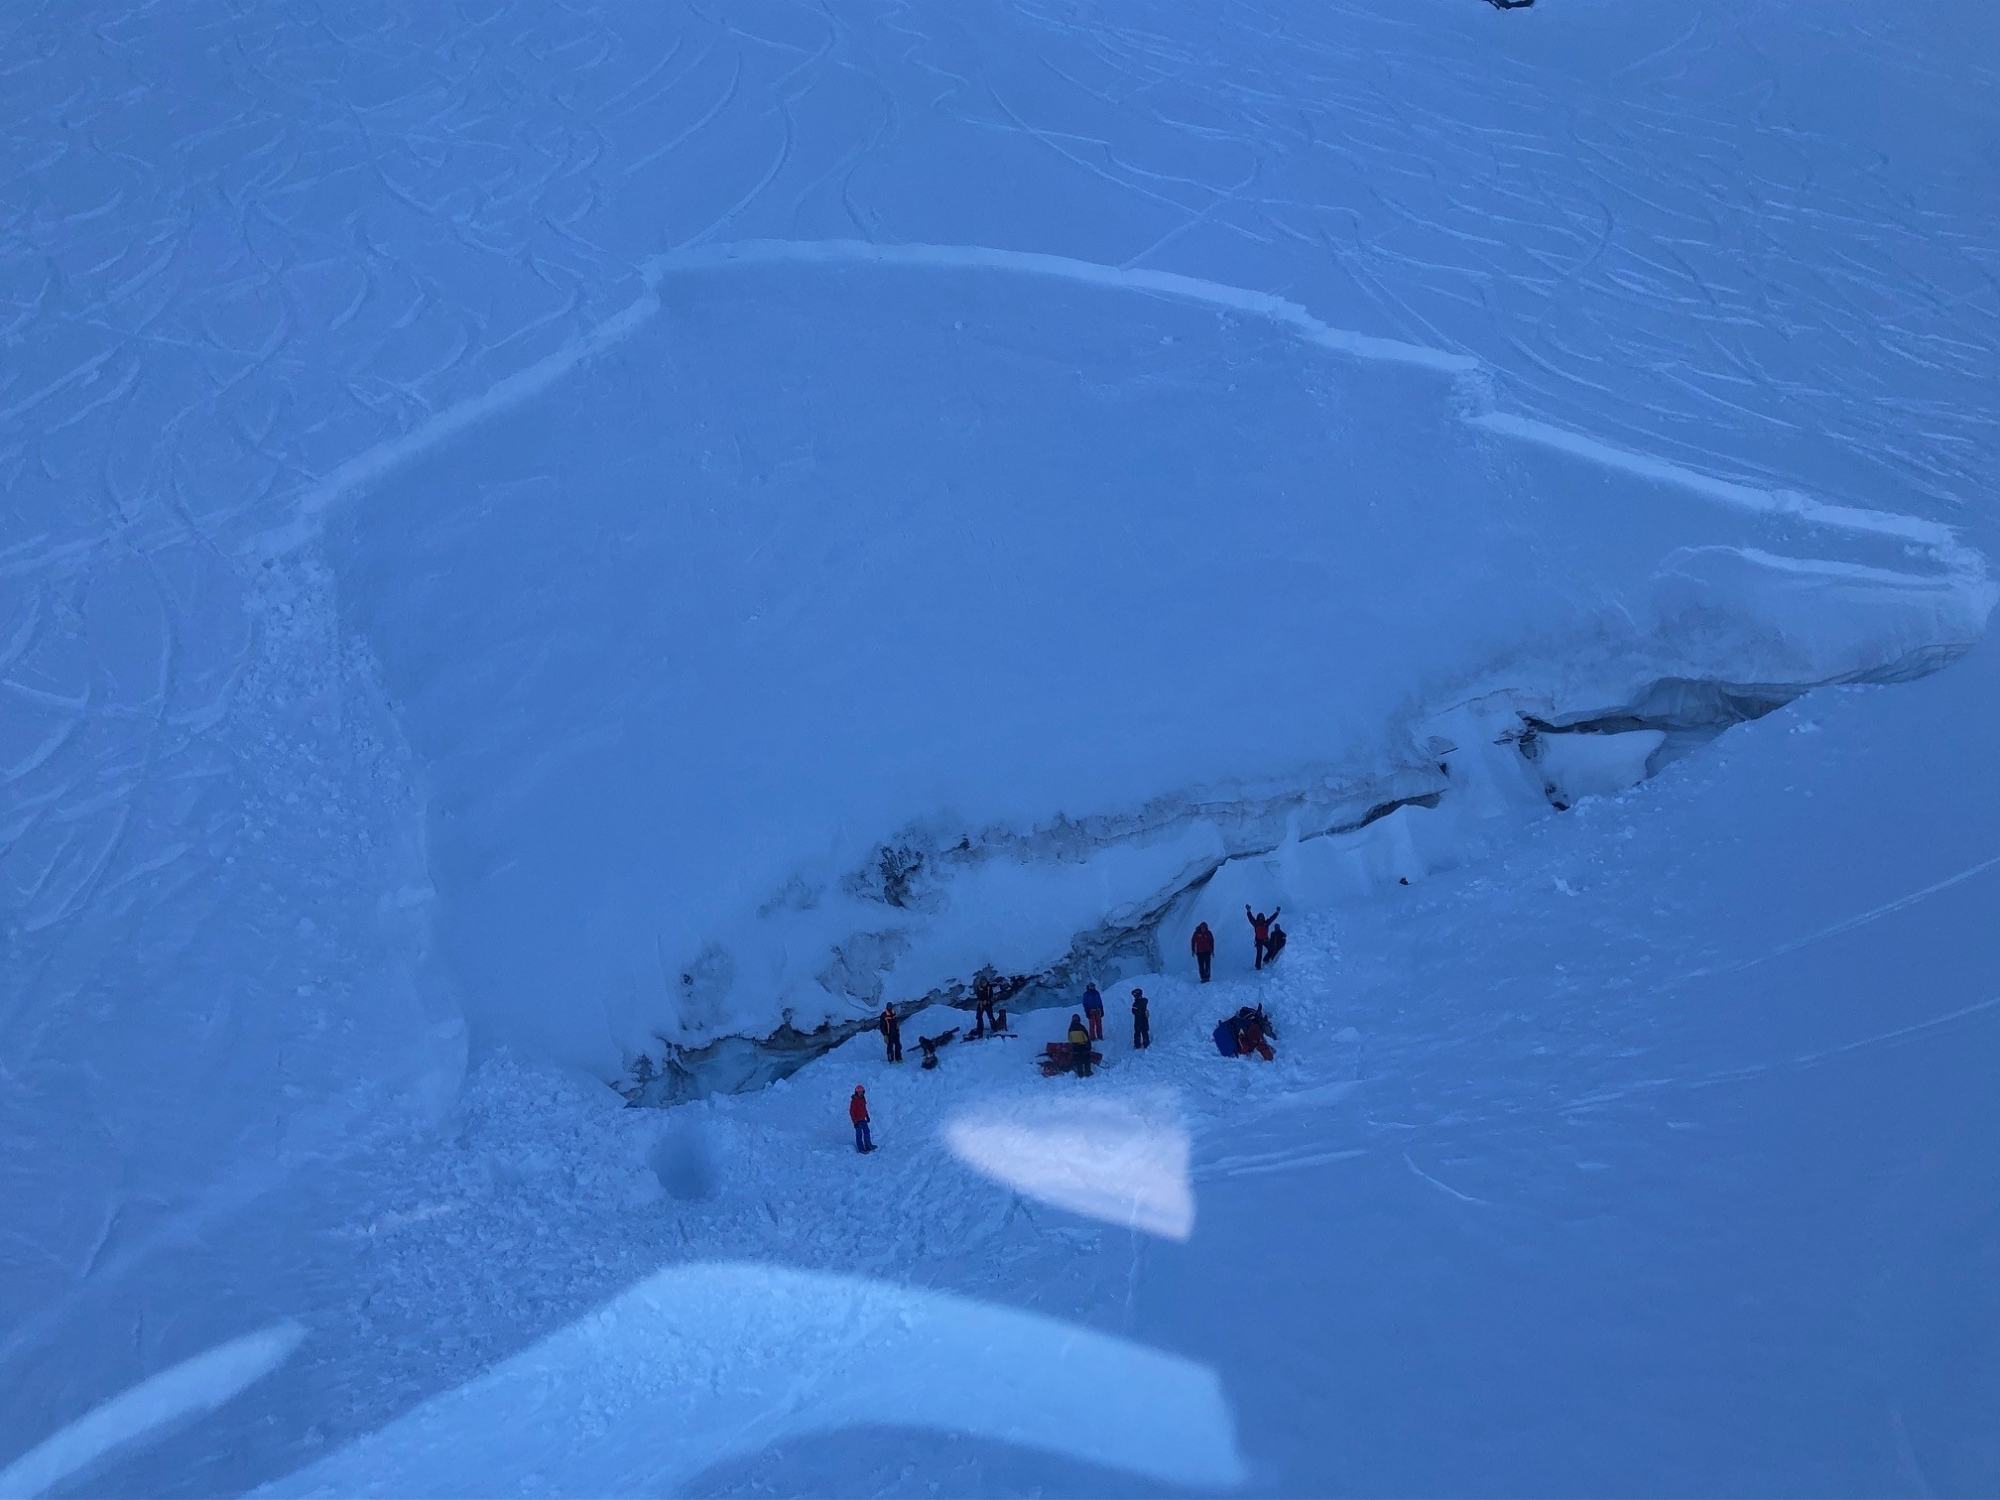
1048 981 1152 1078
853 905 1291 1149
879 979 1010 1073
1190 905 1286 981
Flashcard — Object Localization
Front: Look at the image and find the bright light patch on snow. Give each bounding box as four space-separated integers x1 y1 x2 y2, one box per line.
0 1323 305 1499
262 1262 1242 1496
943 1091 1195 1240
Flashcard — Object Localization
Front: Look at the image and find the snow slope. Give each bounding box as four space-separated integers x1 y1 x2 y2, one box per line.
257 638 2000 1498
3 0 1998 1494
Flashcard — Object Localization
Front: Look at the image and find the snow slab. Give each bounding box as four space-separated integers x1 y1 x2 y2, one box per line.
325 259 1988 1078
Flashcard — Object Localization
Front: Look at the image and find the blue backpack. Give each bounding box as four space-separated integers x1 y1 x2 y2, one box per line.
1212 1020 1239 1057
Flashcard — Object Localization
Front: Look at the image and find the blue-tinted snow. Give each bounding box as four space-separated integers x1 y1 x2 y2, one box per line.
3 1 1997 1495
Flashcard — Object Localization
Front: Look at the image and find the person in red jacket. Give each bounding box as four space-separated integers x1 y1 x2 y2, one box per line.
1246 905 1280 969
1238 1010 1274 1061
1191 921 1215 983
849 1085 874 1153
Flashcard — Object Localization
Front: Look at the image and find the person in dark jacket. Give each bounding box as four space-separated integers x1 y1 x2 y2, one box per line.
880 1004 903 1063
1191 922 1215 982
1263 922 1287 965
1082 983 1105 1041
917 1026 959 1069
1130 988 1151 1049
973 976 998 1034
849 1085 873 1152
1246 905 1280 969
1067 1014 1093 1076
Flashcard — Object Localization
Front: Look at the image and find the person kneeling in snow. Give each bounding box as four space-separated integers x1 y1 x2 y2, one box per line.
1262 922 1287 966
849 1086 874 1153
1238 1007 1274 1061
1068 1014 1094 1077
918 1026 959 1070
1213 1005 1277 1061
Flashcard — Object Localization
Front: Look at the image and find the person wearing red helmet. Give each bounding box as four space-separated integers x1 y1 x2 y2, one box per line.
849 1085 874 1153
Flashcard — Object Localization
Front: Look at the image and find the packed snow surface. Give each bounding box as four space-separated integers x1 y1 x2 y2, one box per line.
3 0 1998 1495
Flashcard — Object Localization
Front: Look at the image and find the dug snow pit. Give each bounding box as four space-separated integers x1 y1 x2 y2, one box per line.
649 1122 721 1201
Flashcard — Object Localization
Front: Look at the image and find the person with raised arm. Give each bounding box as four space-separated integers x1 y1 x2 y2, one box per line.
1246 905 1280 969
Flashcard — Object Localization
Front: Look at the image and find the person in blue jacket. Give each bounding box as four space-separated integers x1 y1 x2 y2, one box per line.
1213 1016 1241 1057
1082 982 1105 1041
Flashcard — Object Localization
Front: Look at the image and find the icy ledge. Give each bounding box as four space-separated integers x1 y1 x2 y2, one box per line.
625 641 1975 1107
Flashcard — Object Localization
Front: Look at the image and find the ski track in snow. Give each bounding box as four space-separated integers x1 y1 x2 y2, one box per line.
1654 847 2000 992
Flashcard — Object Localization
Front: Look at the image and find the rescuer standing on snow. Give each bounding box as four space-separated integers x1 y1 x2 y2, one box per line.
1131 987 1152 1049
880 1003 903 1063
1082 982 1105 1041
849 1086 874 1153
1067 1014 1094 1077
1191 921 1215 982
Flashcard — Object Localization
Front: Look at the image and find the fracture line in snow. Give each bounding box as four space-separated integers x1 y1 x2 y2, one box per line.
1466 413 1979 569
651 239 1480 373
236 289 663 564
655 243 1986 582
236 237 1989 600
